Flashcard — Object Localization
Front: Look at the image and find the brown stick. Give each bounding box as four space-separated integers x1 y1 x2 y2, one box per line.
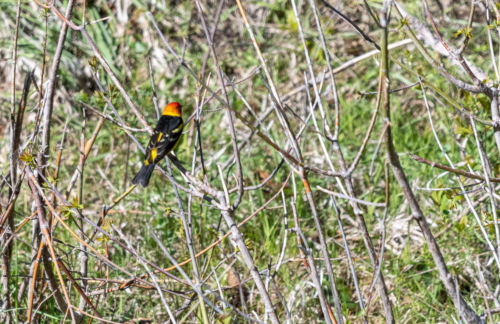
380 3 481 323
26 176 80 323
408 152 495 183
26 239 45 322
40 0 74 153
3 70 32 323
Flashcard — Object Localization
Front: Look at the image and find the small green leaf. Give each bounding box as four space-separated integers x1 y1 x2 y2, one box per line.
454 126 473 136
88 56 98 72
456 216 467 232
20 151 36 168
477 97 490 110
285 10 298 32
398 17 410 29
454 27 473 39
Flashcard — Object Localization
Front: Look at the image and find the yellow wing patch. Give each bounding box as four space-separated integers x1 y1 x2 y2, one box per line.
150 148 158 160
171 125 183 133
157 132 163 142
145 148 158 165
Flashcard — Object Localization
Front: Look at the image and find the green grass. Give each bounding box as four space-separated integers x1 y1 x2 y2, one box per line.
1 0 499 323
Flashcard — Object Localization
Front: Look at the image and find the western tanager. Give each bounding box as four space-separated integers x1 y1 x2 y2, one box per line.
132 102 183 187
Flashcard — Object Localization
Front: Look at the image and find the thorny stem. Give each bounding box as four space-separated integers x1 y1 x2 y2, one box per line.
470 116 500 267
380 2 482 323
408 153 500 183
329 136 395 323
235 0 302 160
77 108 88 312
25 167 190 293
26 172 80 324
22 2 76 320
290 195 336 324
329 197 366 322
196 1 244 209
394 2 500 160
40 0 75 165
218 191 281 323
166 156 210 324
3 0 23 318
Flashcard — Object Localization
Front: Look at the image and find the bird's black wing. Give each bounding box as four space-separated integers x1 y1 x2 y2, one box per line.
144 116 183 164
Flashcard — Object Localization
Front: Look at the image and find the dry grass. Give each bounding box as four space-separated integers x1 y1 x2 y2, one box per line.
1 0 499 323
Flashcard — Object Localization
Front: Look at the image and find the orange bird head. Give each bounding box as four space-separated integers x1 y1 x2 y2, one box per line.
162 102 182 117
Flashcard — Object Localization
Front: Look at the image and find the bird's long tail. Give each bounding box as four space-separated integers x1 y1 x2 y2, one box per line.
132 164 155 187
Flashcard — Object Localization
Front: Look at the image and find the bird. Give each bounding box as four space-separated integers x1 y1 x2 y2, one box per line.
132 102 183 187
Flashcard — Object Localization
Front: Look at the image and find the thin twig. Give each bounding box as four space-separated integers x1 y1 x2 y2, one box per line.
317 186 386 207
408 153 500 183
383 7 483 322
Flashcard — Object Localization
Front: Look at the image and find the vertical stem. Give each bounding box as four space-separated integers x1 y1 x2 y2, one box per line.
28 3 75 320
26 240 45 322
299 178 336 324
4 0 25 311
9 0 21 186
290 197 336 324
330 197 366 322
470 115 500 259
218 192 281 324
330 139 394 323
77 108 88 313
27 175 80 324
165 158 209 324
196 1 244 209
40 0 75 161
380 2 481 323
